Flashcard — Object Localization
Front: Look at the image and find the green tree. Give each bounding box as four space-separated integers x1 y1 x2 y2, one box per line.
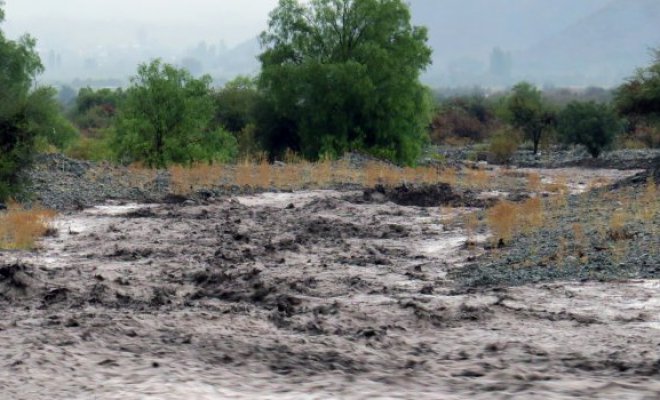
615 49 660 137
27 86 79 150
0 2 44 200
505 82 555 155
257 0 433 164
212 76 258 134
113 59 237 167
557 101 621 158
616 49 660 120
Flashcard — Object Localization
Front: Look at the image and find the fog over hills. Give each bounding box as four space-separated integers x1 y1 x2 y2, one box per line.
3 0 659 89
410 0 660 87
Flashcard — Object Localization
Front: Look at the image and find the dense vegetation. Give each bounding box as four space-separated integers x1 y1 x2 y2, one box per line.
0 0 659 201
0 3 77 201
112 60 237 167
255 0 433 164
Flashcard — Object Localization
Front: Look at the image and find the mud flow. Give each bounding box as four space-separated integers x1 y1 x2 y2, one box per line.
1 169 659 399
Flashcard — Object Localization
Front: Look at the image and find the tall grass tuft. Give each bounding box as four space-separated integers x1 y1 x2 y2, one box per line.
486 200 517 244
0 203 57 250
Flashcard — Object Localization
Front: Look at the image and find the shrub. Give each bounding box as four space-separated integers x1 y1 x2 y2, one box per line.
0 202 56 249
489 129 520 164
430 96 500 144
487 201 517 244
630 124 660 148
558 101 622 158
65 135 114 161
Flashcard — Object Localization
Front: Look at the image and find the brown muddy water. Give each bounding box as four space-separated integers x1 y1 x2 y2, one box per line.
1 169 658 399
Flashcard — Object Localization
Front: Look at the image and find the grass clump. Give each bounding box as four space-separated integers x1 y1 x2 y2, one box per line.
486 200 517 245
0 203 57 250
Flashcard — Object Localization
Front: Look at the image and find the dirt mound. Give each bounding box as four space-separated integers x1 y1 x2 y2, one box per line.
359 183 458 207
356 183 496 208
604 166 659 192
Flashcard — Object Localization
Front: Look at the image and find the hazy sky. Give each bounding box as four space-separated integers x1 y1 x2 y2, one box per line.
4 0 280 46
2 0 656 87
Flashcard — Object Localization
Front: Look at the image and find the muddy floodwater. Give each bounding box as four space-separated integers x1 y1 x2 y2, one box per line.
1 170 659 399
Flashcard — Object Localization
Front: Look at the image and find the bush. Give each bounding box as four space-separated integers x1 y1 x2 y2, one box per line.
631 124 660 148
65 134 114 161
25 86 79 149
557 101 622 158
0 202 56 250
113 60 237 167
430 96 500 144
489 129 520 164
0 16 44 201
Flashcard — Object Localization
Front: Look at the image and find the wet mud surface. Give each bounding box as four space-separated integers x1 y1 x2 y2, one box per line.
1 177 660 399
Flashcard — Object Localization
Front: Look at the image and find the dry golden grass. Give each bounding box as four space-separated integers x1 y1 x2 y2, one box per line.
363 161 383 187
608 209 632 241
419 166 440 185
169 163 222 194
486 200 517 244
639 177 658 222
466 168 489 190
572 223 587 252
586 176 610 191
555 237 567 266
127 162 157 189
0 203 57 250
527 173 542 192
380 165 403 187
311 160 333 187
544 175 569 194
485 194 545 245
519 197 544 233
157 156 531 196
255 160 272 188
438 167 457 186
464 211 479 249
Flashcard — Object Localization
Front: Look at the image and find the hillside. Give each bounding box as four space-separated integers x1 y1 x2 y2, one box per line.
518 0 660 86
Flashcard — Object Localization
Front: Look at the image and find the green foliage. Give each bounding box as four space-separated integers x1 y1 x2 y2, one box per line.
212 76 258 133
557 101 621 158
257 0 433 165
64 130 114 161
25 86 79 149
70 87 124 136
615 49 660 149
0 3 44 200
615 49 660 122
505 82 556 155
113 60 237 167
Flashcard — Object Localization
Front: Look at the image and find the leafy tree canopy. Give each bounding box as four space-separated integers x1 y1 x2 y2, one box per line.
504 82 555 154
557 101 621 158
615 49 660 122
212 75 258 134
257 0 433 164
113 59 236 167
0 1 54 200
27 86 79 150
